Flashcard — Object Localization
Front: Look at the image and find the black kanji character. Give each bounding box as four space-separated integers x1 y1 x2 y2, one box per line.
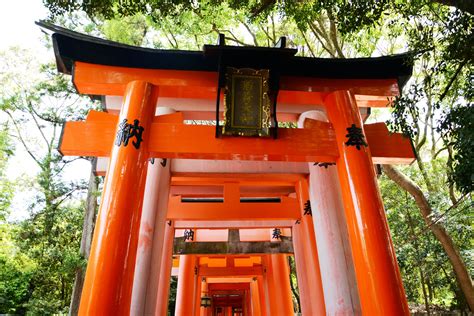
345 124 368 150
184 229 194 241
114 118 145 149
115 118 131 147
129 119 144 149
303 200 312 216
272 228 281 239
313 162 336 168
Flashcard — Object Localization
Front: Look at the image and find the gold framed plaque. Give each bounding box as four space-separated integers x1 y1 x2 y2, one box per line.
222 67 271 137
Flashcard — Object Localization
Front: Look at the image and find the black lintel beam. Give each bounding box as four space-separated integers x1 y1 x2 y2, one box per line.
173 237 294 255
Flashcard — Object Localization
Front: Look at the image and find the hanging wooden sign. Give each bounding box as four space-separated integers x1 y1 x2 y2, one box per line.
222 67 272 137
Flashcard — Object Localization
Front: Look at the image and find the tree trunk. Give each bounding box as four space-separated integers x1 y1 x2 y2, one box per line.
68 158 98 316
383 164 474 311
288 256 301 313
405 208 430 315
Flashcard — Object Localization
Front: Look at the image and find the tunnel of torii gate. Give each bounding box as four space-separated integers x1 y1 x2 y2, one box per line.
40 21 416 316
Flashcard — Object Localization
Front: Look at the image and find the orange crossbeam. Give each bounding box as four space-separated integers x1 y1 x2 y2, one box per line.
208 283 251 290
59 112 338 162
304 118 415 164
170 173 305 186
364 123 414 164
74 62 400 98
167 195 300 220
59 111 414 164
199 266 263 277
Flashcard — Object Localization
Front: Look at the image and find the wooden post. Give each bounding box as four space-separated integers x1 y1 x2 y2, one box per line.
308 163 361 314
256 276 267 316
154 220 175 315
132 160 170 314
292 179 326 315
78 81 158 315
299 110 360 314
133 108 175 315
262 256 272 316
324 91 409 315
250 278 261 316
264 254 294 316
175 255 197 316
195 275 203 316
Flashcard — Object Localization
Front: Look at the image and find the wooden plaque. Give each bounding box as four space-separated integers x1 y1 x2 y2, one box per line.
222 67 271 137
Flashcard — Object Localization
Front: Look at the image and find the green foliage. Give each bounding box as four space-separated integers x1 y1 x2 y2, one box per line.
167 276 178 315
381 158 473 310
0 128 14 221
0 205 84 314
439 105 474 194
0 48 96 314
0 223 36 314
16 204 84 314
100 15 148 46
385 4 473 193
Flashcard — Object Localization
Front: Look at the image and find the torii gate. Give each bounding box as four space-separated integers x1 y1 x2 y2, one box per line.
40 22 414 316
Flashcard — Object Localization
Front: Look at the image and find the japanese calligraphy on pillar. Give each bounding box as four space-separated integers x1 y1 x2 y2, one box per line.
272 228 282 239
314 162 336 168
115 118 145 149
184 229 195 241
345 124 368 150
303 200 312 216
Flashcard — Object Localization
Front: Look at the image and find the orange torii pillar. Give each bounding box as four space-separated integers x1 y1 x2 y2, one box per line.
175 255 198 316
292 178 326 315
132 107 175 315
250 278 262 316
324 91 409 315
199 278 210 316
154 220 176 315
256 275 268 316
245 285 252 316
263 254 294 316
78 81 158 315
299 110 360 314
194 274 202 316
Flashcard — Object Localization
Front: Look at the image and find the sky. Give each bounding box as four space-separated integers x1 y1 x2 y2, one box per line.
1 0 91 220
0 0 48 51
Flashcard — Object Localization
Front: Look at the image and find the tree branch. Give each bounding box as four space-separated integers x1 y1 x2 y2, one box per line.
298 28 316 57
212 24 251 46
259 24 274 46
250 0 277 18
431 0 474 14
5 110 42 167
327 10 345 58
308 22 336 57
271 13 276 45
238 17 259 46
315 16 335 52
27 102 50 148
439 59 467 102
383 164 474 310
